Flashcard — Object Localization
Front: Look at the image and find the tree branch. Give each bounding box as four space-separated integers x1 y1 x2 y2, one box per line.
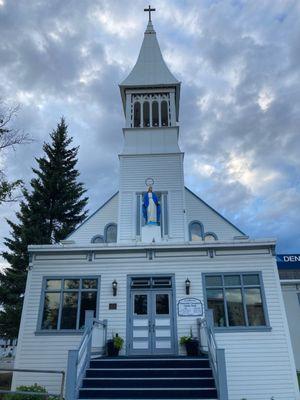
0 101 32 151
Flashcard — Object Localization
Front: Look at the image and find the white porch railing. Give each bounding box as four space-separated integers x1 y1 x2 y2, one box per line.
65 315 107 400
197 309 228 400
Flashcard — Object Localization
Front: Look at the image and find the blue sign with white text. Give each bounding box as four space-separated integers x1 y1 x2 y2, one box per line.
276 254 300 270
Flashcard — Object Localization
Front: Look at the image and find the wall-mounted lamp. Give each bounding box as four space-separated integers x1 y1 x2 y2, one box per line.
185 278 191 295
112 280 118 296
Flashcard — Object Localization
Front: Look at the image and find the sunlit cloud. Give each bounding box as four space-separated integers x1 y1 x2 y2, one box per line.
159 2 202 37
226 153 282 194
257 87 275 111
15 91 34 106
90 7 139 38
193 160 215 178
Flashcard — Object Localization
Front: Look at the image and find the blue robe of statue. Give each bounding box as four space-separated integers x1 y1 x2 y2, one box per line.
142 192 161 224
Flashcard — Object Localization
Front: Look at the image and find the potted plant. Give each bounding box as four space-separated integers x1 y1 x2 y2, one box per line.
107 333 124 356
180 328 199 356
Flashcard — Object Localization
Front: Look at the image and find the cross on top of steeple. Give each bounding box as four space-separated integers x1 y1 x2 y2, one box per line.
144 5 156 22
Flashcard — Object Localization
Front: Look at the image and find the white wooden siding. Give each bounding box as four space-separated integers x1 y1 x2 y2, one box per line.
66 171 246 246
122 127 180 154
281 283 300 370
68 193 118 245
14 247 299 399
118 191 135 241
118 154 186 242
185 188 244 240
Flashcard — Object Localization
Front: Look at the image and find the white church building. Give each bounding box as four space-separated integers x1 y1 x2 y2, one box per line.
13 8 299 400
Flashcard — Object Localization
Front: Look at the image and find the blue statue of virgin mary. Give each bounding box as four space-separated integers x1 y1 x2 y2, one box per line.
142 187 161 225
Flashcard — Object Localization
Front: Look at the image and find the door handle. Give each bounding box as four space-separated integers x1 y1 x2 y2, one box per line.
152 323 155 333
148 321 152 332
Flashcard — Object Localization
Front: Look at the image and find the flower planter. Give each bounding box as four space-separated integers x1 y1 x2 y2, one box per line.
106 339 120 356
185 339 199 356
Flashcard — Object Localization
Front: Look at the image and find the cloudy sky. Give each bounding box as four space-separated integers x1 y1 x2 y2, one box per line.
0 0 299 264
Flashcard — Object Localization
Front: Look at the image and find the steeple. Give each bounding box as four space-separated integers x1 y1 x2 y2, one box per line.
119 7 181 122
117 7 186 244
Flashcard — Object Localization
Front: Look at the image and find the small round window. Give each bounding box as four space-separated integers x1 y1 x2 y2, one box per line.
91 235 104 243
204 234 217 242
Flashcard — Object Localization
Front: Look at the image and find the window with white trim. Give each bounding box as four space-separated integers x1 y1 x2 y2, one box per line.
204 273 268 328
91 235 104 243
189 221 203 241
40 277 99 331
105 223 117 243
204 233 217 242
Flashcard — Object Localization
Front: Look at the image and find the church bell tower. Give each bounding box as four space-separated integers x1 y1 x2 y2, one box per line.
117 7 187 243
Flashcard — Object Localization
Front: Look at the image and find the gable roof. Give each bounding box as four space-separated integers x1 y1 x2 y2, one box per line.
65 192 119 240
185 187 247 236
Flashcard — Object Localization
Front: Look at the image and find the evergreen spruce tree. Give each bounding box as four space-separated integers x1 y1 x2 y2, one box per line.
0 118 88 339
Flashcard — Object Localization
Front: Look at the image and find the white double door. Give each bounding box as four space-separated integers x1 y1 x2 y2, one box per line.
129 290 175 355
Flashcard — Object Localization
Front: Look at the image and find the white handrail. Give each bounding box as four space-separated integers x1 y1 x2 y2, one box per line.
76 319 107 390
197 310 228 400
66 318 107 400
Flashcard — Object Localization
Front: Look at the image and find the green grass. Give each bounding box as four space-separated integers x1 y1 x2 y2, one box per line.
298 372 300 388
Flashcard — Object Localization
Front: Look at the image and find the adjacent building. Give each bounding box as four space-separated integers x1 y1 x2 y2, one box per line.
278 254 300 371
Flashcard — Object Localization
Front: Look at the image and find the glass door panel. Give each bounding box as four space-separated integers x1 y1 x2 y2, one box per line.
129 289 175 355
152 291 173 354
131 292 151 353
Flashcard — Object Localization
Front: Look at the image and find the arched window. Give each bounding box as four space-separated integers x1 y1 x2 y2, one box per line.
189 221 204 241
161 101 169 126
91 235 104 244
143 102 150 127
152 101 159 127
105 223 117 243
134 102 141 127
204 233 218 241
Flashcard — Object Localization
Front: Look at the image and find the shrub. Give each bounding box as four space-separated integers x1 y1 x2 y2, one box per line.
3 383 55 400
180 335 192 345
113 334 124 350
180 327 196 345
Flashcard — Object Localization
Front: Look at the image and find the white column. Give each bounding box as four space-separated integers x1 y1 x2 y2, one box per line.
149 96 153 127
158 95 162 127
140 99 144 128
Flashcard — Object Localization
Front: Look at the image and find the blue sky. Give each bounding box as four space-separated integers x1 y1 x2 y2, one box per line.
0 0 299 265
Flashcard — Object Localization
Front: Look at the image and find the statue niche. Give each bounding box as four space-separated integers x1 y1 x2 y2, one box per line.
142 186 161 225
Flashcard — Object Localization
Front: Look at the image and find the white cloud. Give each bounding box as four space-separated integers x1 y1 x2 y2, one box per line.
89 7 139 38
257 87 275 111
0 0 299 255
